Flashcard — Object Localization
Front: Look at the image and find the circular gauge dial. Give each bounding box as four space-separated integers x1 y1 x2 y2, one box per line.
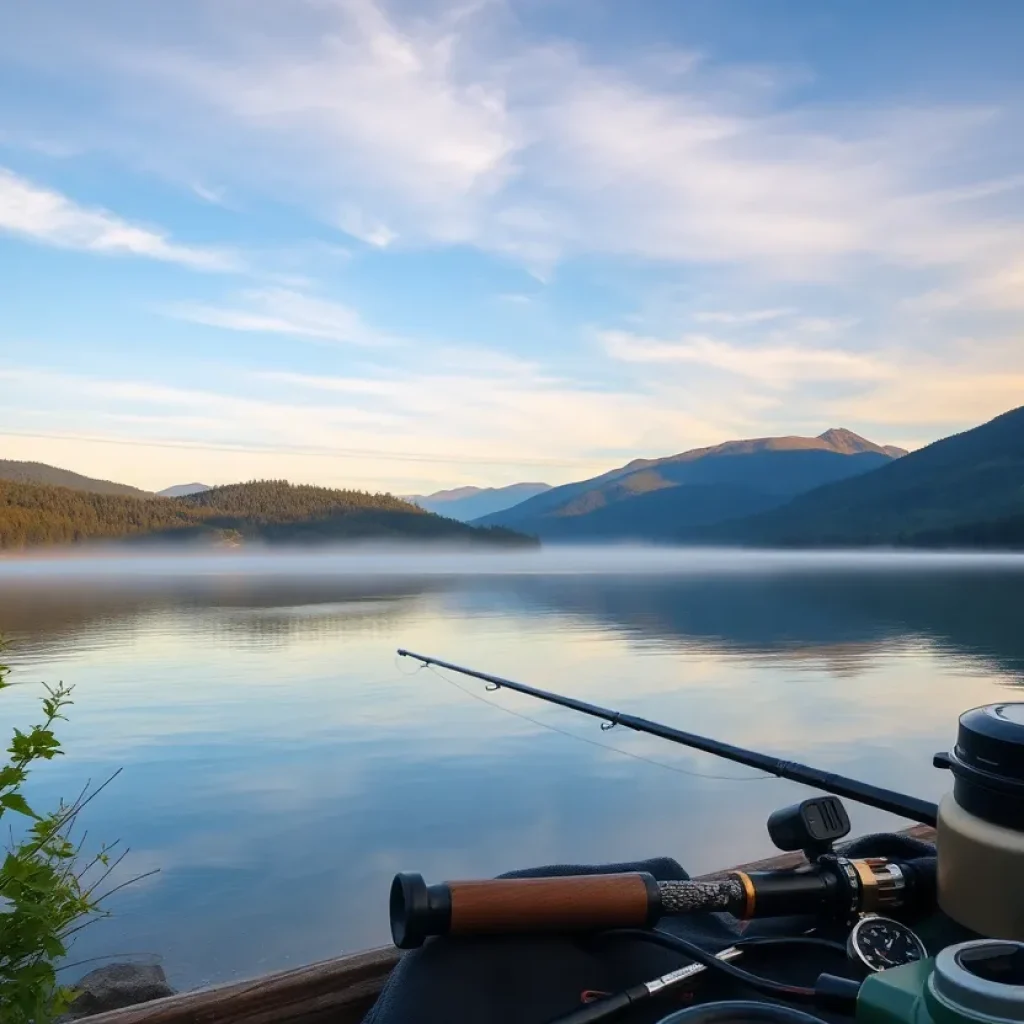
848 916 927 973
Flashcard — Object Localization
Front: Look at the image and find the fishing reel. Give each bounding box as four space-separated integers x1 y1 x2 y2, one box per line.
759 796 933 927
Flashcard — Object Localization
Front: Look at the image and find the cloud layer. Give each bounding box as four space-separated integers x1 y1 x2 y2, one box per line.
25 0 1017 286
0 0 1022 489
166 288 394 346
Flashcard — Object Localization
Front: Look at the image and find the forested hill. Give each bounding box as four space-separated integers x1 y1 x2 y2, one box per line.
0 459 151 497
178 480 422 518
177 480 532 543
0 479 200 548
0 478 534 550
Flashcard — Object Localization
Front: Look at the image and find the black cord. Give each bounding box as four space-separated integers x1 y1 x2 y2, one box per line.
732 936 848 957
600 929 820 1003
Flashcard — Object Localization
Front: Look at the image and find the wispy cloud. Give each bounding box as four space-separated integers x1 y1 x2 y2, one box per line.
599 330 890 384
189 181 226 205
336 206 397 248
111 0 519 248
165 288 396 345
0 129 81 158
910 256 1024 312
694 309 794 325
0 167 238 271
820 364 1024 429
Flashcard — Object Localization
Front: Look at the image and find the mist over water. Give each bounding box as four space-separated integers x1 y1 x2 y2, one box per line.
4 543 1024 580
1 546 1022 990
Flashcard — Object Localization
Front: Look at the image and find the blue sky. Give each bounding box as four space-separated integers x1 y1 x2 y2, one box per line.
1 0 1023 494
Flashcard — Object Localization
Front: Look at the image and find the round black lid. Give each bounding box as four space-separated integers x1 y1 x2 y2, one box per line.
955 704 1024 783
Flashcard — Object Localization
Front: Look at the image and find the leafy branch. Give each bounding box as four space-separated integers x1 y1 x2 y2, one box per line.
0 637 153 1024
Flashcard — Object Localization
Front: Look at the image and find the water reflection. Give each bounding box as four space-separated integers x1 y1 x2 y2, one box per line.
0 548 1021 990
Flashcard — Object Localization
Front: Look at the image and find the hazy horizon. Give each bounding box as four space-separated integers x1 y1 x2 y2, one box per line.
2 422 920 497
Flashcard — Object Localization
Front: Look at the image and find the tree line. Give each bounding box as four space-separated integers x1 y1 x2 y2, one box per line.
0 479 535 550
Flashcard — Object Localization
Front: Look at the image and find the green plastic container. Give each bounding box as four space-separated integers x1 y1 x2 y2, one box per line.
857 941 1024 1024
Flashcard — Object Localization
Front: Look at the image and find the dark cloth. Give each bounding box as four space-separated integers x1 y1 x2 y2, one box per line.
362 835 937 1024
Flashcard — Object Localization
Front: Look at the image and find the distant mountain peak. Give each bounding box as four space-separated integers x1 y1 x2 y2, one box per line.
816 428 895 456
817 426 857 440
408 482 553 522
416 483 551 503
158 483 212 498
419 486 485 501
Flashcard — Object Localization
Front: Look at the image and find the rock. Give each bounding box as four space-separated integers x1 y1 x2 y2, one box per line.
62 963 174 1019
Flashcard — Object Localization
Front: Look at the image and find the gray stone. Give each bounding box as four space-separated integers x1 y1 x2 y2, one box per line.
62 963 174 1019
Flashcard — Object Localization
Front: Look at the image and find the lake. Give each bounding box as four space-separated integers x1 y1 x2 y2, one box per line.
1 546 1023 992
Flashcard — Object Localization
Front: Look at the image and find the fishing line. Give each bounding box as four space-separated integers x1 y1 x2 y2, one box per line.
419 662 774 783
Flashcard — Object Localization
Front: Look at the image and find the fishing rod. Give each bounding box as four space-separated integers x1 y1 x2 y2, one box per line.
396 649 938 827
387 654 1024 1024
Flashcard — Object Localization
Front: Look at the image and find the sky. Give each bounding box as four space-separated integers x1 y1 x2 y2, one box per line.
1 0 1023 495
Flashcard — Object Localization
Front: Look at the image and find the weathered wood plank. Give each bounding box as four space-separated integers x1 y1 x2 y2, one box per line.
78 825 936 1024
75 946 402 1024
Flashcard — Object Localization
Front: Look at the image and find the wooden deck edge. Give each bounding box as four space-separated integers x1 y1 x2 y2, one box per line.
74 946 402 1024
77 825 935 1024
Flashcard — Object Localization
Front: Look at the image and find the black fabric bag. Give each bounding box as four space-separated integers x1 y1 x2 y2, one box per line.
362 835 936 1024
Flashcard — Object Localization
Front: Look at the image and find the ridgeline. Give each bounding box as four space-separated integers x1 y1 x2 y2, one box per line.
475 428 904 541
0 458 151 497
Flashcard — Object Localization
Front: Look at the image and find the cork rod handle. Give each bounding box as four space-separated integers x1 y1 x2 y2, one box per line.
447 872 657 934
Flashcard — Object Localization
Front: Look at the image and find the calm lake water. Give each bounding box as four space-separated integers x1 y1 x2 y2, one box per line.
2 546 1023 991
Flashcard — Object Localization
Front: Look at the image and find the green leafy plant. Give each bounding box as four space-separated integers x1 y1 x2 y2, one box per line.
0 638 149 1024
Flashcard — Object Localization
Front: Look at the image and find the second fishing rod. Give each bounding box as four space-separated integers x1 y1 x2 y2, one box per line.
391 650 939 952
396 649 938 827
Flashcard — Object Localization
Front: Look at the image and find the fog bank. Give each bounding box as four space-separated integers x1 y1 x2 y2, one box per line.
2 543 1024 584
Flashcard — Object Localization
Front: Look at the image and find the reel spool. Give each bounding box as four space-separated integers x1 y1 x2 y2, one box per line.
934 703 1024 941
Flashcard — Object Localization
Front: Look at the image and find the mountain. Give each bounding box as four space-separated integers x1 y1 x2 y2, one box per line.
0 459 150 497
474 429 903 541
702 405 1024 547
158 483 212 497
0 478 534 550
408 482 552 521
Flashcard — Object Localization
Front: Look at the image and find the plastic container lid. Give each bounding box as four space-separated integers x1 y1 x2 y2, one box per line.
934 703 1024 830
956 704 1024 781
929 940 1024 1022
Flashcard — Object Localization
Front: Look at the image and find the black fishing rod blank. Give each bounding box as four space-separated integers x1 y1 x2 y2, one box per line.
396 649 938 827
